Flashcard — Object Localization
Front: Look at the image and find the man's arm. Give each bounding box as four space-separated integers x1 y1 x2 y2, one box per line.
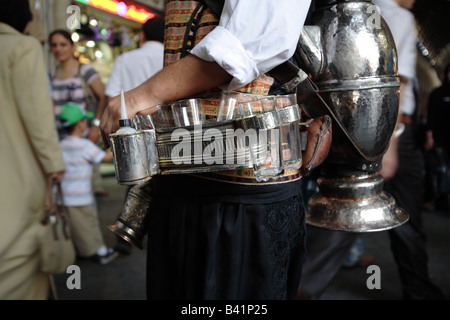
100 54 232 147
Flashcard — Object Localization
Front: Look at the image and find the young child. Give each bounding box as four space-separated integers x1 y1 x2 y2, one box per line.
59 103 118 265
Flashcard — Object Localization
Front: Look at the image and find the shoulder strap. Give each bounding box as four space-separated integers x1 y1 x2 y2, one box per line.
181 1 208 58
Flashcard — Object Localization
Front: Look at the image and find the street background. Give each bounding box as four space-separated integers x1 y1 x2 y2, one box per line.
51 164 450 300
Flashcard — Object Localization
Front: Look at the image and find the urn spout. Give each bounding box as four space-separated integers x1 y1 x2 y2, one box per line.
296 25 325 78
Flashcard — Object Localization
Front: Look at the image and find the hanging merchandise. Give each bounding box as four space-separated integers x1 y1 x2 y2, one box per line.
68 0 163 86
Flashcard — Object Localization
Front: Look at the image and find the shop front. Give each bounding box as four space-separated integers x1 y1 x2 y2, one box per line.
69 0 163 84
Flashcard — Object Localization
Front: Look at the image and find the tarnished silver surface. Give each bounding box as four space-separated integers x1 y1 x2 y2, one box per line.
110 130 158 185
110 103 303 180
142 129 160 176
108 101 305 244
297 26 324 77
235 111 281 131
277 104 302 124
155 121 254 174
298 0 400 164
297 0 408 232
108 181 153 249
306 173 409 232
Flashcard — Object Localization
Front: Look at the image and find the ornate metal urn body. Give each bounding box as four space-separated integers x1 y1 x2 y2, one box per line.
297 0 408 231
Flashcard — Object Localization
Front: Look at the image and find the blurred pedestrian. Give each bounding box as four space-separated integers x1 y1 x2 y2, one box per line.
58 103 117 265
48 29 108 197
375 0 445 300
0 0 65 299
49 29 105 141
105 17 164 99
426 63 450 210
297 0 446 300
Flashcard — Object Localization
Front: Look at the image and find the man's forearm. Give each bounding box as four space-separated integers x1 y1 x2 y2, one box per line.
100 54 233 146
133 54 233 114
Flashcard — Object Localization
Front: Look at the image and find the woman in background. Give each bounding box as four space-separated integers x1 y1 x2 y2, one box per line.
49 29 107 196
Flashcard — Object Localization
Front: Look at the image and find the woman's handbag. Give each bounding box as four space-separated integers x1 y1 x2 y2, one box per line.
38 178 76 275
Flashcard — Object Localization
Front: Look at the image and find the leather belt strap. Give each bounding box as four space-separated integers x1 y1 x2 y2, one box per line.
399 114 412 124
181 1 207 58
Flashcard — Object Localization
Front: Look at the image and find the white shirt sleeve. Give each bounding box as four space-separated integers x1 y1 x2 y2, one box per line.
190 0 312 90
386 13 417 81
374 0 417 80
374 0 417 115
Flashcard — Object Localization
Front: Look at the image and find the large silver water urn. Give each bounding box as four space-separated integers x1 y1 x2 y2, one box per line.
297 0 409 231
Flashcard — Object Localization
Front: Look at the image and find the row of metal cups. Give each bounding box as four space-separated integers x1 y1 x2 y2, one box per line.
160 91 302 181
108 92 303 248
219 92 302 181
111 91 303 184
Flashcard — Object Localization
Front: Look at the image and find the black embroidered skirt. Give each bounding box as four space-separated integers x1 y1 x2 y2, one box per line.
146 174 306 300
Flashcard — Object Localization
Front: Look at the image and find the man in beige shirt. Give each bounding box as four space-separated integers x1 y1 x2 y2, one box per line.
0 0 65 299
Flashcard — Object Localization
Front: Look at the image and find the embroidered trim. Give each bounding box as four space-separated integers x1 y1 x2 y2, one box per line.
193 172 302 185
263 196 304 299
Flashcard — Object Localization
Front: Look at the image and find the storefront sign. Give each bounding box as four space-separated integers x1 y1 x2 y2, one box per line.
75 0 156 23
134 0 164 11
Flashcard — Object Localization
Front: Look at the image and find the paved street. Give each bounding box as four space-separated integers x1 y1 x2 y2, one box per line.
52 165 450 300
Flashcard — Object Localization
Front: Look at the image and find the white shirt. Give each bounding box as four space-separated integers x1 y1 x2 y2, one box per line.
373 0 417 115
190 0 312 90
105 41 164 97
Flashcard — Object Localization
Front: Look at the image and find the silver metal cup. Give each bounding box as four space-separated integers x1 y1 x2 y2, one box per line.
109 129 159 185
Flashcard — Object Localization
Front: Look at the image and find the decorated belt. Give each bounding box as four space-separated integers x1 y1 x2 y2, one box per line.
109 99 304 186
